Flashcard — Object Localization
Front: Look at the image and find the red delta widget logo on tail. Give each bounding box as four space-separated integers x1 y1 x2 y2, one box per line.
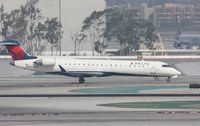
0 40 37 60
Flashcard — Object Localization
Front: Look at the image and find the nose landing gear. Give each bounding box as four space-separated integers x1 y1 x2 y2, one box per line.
154 76 159 81
167 77 171 83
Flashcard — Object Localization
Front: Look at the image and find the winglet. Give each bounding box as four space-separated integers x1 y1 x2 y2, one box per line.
58 65 67 72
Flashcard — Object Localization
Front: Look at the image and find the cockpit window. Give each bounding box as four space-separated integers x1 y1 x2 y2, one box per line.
162 64 171 68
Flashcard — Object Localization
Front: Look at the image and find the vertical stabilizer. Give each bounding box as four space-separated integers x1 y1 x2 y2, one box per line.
0 40 37 61
175 15 182 38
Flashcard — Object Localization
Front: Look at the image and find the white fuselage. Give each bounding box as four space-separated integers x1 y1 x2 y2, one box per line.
13 56 181 78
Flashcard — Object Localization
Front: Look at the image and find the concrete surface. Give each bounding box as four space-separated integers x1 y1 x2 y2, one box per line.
0 59 200 126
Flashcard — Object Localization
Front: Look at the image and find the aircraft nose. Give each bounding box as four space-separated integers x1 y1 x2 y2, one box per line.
171 68 181 78
174 69 181 75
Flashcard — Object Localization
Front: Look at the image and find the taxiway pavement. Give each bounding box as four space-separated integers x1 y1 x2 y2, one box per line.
0 59 200 125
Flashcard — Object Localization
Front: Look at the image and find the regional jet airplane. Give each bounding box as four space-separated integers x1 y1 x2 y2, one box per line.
0 40 181 83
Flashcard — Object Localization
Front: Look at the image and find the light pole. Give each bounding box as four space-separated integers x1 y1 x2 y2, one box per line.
59 0 62 56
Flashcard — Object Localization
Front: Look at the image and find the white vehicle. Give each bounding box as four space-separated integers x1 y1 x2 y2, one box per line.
0 40 181 83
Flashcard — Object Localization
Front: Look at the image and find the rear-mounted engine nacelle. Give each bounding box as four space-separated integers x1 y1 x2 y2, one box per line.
34 58 55 66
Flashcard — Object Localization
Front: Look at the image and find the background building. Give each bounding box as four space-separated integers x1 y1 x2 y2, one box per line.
105 0 200 50
106 0 200 31
106 0 200 7
154 3 200 31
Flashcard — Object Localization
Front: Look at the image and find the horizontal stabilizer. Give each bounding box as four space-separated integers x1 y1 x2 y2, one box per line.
0 40 20 46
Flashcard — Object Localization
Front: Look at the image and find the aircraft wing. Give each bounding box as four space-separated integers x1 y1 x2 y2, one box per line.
58 65 112 77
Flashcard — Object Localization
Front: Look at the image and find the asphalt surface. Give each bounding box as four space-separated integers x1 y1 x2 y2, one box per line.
1 96 200 126
0 59 200 126
1 111 200 126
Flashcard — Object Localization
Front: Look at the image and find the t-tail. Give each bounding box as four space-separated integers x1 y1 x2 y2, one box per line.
0 40 37 61
175 15 182 38
174 16 182 48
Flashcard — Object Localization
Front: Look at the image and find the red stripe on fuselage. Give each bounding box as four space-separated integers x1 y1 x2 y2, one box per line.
6 45 25 60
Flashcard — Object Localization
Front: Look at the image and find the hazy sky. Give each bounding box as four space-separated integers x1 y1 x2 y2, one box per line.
1 0 106 51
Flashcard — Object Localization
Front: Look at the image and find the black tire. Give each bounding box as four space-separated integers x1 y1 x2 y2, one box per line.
167 77 171 83
79 77 85 83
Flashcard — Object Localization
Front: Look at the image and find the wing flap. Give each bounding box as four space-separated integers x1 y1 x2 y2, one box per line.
58 65 110 77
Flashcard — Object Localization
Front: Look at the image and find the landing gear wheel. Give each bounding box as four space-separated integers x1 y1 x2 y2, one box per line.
167 77 171 83
79 77 85 83
154 76 159 81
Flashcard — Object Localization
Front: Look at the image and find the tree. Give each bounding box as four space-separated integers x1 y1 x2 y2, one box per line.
0 0 40 54
0 4 4 39
21 0 42 54
105 8 157 55
44 18 62 56
71 32 86 56
32 22 47 55
94 40 108 55
0 0 63 55
82 8 157 56
0 4 5 53
0 0 41 54
81 11 107 55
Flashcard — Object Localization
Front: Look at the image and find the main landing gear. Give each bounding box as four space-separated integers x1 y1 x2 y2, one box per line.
154 76 171 83
167 77 171 83
79 77 85 83
154 76 159 81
